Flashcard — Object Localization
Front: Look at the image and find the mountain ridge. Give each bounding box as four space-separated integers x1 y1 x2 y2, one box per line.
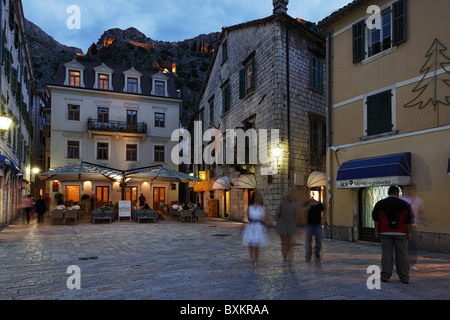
25 20 220 124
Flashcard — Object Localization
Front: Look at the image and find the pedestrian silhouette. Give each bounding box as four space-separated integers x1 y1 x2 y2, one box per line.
242 191 268 271
277 190 298 272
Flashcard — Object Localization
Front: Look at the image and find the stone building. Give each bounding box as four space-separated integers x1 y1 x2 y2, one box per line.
0 0 35 227
193 1 327 225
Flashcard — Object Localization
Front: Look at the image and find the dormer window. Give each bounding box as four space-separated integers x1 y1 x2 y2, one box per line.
69 70 81 87
151 72 169 97
64 59 86 87
93 63 114 91
127 77 138 93
155 81 165 96
98 74 110 90
123 67 142 94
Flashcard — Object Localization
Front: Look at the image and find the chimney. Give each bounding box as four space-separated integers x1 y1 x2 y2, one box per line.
273 0 288 14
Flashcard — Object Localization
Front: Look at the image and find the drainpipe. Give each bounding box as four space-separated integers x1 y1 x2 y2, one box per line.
286 26 291 190
326 31 333 236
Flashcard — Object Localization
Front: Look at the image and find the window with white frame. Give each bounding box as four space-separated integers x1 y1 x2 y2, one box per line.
123 67 142 93
97 142 109 160
151 72 169 97
154 145 165 162
352 0 407 63
67 140 80 159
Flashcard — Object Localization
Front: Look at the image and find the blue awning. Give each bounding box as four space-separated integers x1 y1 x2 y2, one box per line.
0 154 17 171
336 152 411 189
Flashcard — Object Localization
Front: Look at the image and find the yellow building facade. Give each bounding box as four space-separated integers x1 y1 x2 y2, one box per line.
319 0 450 252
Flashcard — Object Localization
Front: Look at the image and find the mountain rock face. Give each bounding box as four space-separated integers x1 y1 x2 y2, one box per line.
25 20 220 125
24 18 83 94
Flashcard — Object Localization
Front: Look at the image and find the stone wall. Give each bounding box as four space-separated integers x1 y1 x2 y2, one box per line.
198 16 326 226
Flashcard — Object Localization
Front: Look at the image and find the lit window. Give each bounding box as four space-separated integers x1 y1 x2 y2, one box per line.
69 70 81 87
98 74 109 90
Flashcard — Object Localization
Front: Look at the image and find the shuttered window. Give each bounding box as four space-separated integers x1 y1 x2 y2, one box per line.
353 0 407 63
310 55 323 91
222 82 231 113
366 90 392 136
239 57 256 99
352 20 365 63
393 0 407 45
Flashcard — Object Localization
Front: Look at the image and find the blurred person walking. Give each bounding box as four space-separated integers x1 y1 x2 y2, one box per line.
242 191 268 271
372 186 414 284
277 190 298 272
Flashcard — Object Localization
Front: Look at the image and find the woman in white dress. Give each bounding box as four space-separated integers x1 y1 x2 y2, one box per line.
242 191 268 269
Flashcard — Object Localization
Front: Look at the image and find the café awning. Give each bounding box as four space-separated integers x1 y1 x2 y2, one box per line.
212 176 231 190
39 162 121 182
336 152 411 189
39 162 201 183
307 171 327 188
232 174 256 189
129 166 201 183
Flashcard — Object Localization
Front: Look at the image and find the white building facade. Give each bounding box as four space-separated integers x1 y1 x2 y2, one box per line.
46 59 182 212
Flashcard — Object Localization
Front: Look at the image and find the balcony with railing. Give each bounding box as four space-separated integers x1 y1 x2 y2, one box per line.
87 119 148 138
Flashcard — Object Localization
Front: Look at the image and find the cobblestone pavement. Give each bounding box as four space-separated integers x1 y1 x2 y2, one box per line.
1 216 449 302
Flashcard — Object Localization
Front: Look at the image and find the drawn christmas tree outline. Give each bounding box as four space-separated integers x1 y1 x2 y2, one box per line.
404 38 450 110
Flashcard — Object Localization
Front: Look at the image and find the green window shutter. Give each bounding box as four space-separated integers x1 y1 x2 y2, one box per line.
239 68 245 99
251 57 256 90
311 55 323 91
226 83 231 112
209 101 214 124
393 0 407 45
11 67 18 94
352 20 365 63
367 90 392 136
222 87 226 113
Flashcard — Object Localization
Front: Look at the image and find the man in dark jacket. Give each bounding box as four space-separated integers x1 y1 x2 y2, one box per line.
35 195 48 224
372 186 414 283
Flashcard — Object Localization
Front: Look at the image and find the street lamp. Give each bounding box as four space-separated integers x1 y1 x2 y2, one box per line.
0 112 12 132
273 145 282 171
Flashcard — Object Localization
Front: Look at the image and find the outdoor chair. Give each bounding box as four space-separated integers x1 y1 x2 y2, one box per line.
64 210 79 224
51 209 65 225
169 208 179 220
136 210 156 223
194 209 207 222
103 210 114 222
145 210 157 223
91 210 112 223
180 210 193 222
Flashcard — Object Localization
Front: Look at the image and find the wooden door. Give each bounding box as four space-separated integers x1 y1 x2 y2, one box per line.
153 187 165 211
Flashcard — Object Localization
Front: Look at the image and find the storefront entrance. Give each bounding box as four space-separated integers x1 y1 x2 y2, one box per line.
359 186 402 242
